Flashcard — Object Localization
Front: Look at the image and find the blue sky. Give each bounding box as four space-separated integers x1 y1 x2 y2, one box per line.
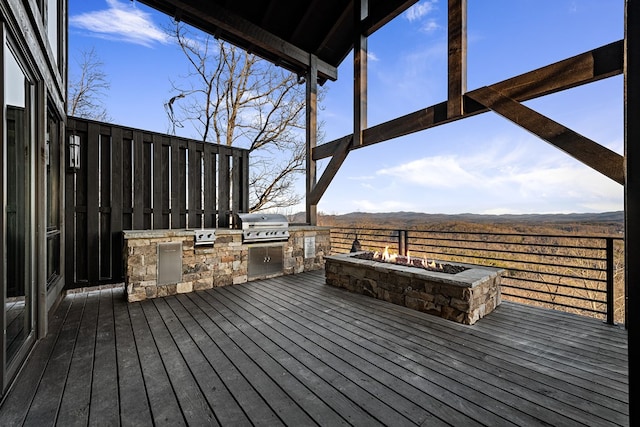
68 0 624 215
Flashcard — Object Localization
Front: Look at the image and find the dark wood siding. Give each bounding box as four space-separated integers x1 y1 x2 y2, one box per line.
65 117 249 288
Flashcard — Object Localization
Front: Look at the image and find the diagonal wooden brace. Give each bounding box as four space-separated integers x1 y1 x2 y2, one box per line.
308 136 352 205
467 86 624 185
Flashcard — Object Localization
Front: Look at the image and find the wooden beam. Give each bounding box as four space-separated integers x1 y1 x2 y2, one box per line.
308 136 352 206
306 54 319 225
138 0 338 81
625 0 640 424
290 0 326 44
354 0 368 146
448 0 467 118
313 40 623 160
468 86 624 184
315 3 352 65
365 0 419 36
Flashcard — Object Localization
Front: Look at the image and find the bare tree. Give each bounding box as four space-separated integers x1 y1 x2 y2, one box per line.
165 23 321 212
68 47 111 121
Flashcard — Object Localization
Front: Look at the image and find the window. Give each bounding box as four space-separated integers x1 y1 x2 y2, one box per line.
46 0 59 65
3 37 36 367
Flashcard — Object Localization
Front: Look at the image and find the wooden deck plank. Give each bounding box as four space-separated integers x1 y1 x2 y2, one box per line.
233 278 565 426
153 297 251 425
294 272 629 396
296 271 629 400
476 307 628 375
187 291 325 426
140 299 217 425
22 293 88 426
492 301 628 352
0 297 73 426
213 285 455 427
0 270 629 427
282 272 629 417
476 300 628 359
201 289 392 427
318 291 630 422
256 274 628 426
179 291 308 425
88 289 120 426
167 295 282 426
113 291 154 426
181 292 351 426
127 302 186 426
55 291 100 426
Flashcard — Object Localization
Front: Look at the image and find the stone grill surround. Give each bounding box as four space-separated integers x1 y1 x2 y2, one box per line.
324 252 504 325
123 226 330 302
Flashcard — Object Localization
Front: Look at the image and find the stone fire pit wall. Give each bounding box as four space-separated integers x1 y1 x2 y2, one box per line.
324 252 504 325
123 226 330 302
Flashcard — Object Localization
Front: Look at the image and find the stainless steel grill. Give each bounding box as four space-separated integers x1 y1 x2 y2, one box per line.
236 213 290 243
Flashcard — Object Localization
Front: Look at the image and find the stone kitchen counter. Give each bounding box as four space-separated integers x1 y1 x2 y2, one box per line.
123 226 330 302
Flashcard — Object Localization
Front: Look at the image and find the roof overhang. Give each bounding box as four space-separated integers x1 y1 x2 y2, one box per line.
136 0 418 83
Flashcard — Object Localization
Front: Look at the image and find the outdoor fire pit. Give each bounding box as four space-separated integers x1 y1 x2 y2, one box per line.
324 251 504 325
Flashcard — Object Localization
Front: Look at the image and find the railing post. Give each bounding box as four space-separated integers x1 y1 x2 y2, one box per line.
398 230 405 256
405 230 410 255
606 237 615 325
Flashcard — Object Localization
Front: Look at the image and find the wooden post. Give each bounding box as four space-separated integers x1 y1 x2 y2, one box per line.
187 140 201 228
217 146 230 228
448 0 467 118
111 127 124 280
203 143 218 228
87 123 100 283
354 0 368 146
306 54 318 225
231 151 242 220
625 0 639 423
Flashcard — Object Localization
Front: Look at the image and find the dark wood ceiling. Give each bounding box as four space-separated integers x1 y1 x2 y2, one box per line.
137 0 418 82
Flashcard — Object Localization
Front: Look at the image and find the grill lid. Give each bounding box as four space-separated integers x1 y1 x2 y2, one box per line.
236 213 288 229
236 213 289 242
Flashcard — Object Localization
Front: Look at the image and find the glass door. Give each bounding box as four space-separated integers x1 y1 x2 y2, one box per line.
3 38 35 386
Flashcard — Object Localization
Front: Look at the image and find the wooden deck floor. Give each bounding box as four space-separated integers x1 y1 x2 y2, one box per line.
0 270 628 426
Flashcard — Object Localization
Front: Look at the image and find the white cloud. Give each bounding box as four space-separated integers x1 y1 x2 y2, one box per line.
367 52 380 62
405 1 438 22
378 156 478 188
348 175 376 181
378 41 446 97
70 0 168 47
374 139 623 212
421 20 440 33
480 207 523 215
352 199 414 212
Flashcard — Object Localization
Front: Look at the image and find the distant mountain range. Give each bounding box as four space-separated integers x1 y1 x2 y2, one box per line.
290 210 624 225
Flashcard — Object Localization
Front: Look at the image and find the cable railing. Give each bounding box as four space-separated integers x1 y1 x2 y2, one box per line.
329 227 625 326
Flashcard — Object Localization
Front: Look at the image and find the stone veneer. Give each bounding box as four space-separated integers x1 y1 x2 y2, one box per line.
324 252 503 325
123 226 330 302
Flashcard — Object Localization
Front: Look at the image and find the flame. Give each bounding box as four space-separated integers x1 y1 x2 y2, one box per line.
380 246 398 262
369 248 445 271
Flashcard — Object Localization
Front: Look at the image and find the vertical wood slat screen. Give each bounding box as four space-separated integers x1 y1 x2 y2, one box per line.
65 117 249 288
